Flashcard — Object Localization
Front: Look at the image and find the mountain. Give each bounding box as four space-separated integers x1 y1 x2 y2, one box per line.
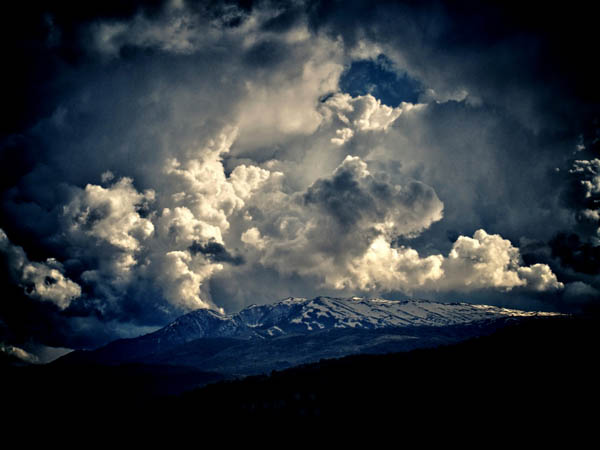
11 299 589 434
57 297 560 378
236 296 556 333
168 314 598 427
8 313 596 436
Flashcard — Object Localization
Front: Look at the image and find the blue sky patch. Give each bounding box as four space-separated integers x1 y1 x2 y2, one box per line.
339 55 423 106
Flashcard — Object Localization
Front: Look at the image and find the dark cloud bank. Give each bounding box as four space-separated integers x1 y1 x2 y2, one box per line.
1 0 599 357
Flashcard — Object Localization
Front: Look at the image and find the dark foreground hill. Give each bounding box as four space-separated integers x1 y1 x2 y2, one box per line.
170 314 599 424
2 314 598 435
55 297 561 377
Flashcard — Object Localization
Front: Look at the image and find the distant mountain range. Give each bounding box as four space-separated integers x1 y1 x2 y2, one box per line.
7 298 595 434
57 297 559 378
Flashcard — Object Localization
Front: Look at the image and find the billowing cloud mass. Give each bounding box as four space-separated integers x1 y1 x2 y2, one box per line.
237 155 445 288
1 229 81 309
322 93 422 145
441 230 563 292
63 177 155 275
1 0 598 354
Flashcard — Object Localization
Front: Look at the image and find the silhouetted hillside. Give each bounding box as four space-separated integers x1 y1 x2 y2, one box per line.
169 315 598 426
2 314 597 435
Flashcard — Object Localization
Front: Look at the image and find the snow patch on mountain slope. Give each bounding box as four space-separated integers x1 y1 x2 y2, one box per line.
232 296 560 335
130 296 560 347
61 296 562 371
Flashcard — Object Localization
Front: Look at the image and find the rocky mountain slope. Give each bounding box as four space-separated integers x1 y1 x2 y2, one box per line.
57 297 559 377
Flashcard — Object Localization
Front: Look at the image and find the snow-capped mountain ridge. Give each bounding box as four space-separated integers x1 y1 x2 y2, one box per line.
233 296 558 334
59 296 562 375
147 307 255 345
165 296 559 340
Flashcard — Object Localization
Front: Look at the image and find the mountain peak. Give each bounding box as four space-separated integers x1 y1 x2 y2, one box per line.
58 296 563 376
234 296 559 334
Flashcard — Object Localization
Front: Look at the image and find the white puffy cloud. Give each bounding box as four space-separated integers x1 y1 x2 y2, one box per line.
241 227 266 250
321 93 424 145
517 264 564 292
21 259 83 309
156 206 223 247
334 155 370 178
230 165 271 200
443 230 525 290
312 229 562 294
144 129 271 310
63 177 155 253
0 229 81 309
331 127 355 146
62 177 156 287
162 129 269 233
440 230 563 292
326 235 444 291
153 250 222 311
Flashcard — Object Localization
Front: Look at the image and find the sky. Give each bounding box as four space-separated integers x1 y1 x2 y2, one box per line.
1 0 599 359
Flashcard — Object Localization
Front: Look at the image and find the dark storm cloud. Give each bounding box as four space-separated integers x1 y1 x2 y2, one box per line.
306 0 599 131
0 1 169 137
540 130 600 283
189 240 245 265
550 233 600 276
1 0 598 356
304 161 374 229
260 2 303 32
304 156 441 236
0 253 107 349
